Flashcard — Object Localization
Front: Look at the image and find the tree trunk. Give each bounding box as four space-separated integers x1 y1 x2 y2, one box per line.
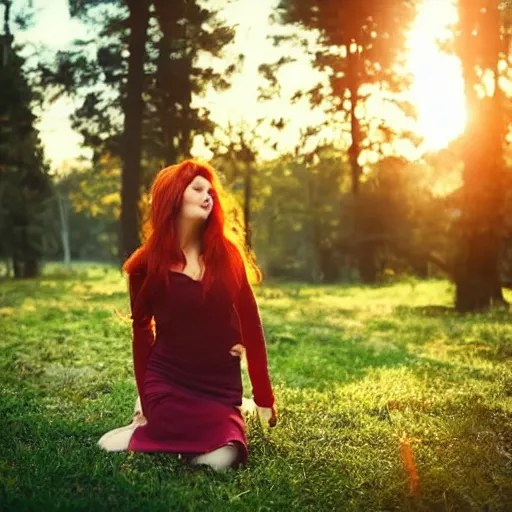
154 0 193 164
23 258 39 278
12 257 22 278
346 49 378 284
119 0 150 263
12 255 39 279
56 189 71 266
455 0 506 311
155 0 180 166
455 230 503 311
179 55 193 159
347 52 362 197
358 242 378 284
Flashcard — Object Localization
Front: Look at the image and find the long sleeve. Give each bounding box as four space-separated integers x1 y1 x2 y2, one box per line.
235 271 275 408
129 272 155 409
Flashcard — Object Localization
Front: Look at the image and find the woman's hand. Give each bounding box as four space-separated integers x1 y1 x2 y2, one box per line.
232 346 277 427
229 343 245 358
132 411 147 426
133 395 147 425
257 404 278 428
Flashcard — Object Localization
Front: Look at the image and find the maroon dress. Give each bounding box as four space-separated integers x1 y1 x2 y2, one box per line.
126 268 275 465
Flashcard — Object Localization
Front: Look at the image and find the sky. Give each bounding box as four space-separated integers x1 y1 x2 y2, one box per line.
15 0 91 167
10 0 466 170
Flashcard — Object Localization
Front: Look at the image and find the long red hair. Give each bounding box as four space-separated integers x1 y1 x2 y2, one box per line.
123 159 260 314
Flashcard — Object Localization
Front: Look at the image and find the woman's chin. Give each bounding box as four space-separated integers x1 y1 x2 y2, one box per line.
182 212 210 223
200 209 212 220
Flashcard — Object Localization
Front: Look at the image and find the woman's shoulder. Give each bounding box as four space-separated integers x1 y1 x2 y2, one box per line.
125 264 148 290
124 247 148 276
129 267 148 282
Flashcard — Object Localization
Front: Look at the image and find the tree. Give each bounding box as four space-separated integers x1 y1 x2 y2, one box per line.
211 122 265 251
149 1 236 167
65 0 149 261
119 0 150 261
246 140 346 282
453 0 509 311
274 0 419 282
0 0 52 278
43 0 237 262
50 156 121 262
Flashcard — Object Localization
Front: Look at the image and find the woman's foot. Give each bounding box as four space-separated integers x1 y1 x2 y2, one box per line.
190 443 239 471
97 414 145 452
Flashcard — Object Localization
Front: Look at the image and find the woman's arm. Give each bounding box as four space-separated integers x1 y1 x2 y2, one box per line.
235 270 276 413
129 272 155 410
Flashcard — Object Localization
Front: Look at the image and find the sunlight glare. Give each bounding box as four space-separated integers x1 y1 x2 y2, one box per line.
407 0 467 151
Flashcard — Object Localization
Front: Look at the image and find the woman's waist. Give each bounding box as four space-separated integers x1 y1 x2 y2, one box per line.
147 349 241 381
151 334 240 364
155 321 241 343
143 364 243 406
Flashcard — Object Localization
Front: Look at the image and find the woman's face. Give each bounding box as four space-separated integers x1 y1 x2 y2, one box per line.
180 175 214 222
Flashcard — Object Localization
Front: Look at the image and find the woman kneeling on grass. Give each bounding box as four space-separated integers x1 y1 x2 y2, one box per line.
98 159 277 470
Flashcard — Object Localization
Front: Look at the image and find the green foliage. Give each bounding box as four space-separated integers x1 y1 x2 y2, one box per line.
51 156 121 261
244 150 458 284
0 42 52 278
278 0 417 80
339 157 457 280
1 264 511 510
40 0 237 172
274 0 421 148
250 147 347 282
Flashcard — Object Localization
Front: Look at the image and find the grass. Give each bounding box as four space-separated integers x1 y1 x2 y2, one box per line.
1 263 511 511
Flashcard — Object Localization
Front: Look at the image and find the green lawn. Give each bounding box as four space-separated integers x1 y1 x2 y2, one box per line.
1 263 511 511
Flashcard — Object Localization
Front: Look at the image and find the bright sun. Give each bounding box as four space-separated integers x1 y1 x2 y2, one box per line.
407 0 467 151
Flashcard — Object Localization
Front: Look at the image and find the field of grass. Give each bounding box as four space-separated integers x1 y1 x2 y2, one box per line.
1 263 511 511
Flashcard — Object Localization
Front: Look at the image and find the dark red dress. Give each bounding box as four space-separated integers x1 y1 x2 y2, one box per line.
126 268 275 465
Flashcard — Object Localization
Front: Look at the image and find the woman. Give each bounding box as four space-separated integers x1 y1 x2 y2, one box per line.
98 159 277 470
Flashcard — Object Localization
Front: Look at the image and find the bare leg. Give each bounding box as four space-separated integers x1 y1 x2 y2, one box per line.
190 443 239 470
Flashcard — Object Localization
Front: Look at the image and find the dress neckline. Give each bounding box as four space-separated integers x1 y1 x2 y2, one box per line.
169 269 203 283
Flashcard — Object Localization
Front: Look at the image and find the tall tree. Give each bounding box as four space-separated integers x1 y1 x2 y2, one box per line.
453 0 509 311
275 0 419 282
67 0 150 261
0 0 52 278
44 0 236 261
211 123 260 250
119 0 150 261
150 1 235 166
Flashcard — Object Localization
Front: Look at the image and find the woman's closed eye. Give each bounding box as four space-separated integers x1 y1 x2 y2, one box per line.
194 187 214 196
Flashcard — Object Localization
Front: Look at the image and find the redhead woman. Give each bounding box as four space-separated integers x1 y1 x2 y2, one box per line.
98 159 277 470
